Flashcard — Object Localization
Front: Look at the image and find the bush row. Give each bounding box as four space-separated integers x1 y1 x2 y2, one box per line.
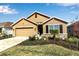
0 34 13 39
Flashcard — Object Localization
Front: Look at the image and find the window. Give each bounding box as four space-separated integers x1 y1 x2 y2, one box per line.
48 25 60 33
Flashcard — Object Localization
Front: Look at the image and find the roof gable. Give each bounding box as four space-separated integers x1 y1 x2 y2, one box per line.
12 12 68 27
12 18 37 27
43 17 68 25
27 12 50 19
53 17 68 24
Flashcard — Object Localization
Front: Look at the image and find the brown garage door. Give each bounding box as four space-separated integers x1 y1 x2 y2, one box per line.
15 27 35 37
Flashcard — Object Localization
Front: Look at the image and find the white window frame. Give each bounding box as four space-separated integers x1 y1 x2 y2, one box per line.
47 24 60 33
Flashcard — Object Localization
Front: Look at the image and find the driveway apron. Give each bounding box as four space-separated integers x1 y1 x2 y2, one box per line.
0 37 28 52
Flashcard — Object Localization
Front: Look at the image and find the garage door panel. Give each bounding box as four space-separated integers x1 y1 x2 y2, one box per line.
15 28 35 36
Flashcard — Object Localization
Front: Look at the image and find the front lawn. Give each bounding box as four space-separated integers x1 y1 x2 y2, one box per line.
0 40 79 56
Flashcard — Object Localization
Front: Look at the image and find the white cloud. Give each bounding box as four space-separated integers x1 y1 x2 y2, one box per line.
56 3 79 15
56 3 79 7
69 6 76 9
0 5 18 14
70 10 79 15
46 3 79 7
46 3 50 6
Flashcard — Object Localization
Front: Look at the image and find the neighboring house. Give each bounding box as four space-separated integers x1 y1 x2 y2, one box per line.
68 21 79 37
12 12 68 38
0 22 13 35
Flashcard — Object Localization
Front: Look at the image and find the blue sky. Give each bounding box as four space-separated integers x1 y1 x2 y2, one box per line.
0 3 79 23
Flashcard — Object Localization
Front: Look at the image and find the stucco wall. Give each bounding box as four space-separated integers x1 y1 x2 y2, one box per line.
27 14 49 24
43 18 67 34
13 19 37 36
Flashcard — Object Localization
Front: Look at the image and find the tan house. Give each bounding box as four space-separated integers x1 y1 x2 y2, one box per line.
12 12 68 38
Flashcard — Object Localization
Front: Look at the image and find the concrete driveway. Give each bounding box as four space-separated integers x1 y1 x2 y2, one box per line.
0 37 28 52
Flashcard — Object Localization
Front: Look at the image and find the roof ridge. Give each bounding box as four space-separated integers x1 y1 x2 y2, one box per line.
26 11 50 19
43 17 68 25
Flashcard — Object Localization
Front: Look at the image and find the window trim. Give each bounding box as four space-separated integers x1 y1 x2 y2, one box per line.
47 24 60 33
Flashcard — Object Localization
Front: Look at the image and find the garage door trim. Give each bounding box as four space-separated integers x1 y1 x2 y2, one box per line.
16 27 33 29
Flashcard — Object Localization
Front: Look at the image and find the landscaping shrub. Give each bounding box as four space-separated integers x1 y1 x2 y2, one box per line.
2 34 9 39
28 35 79 51
66 36 78 45
50 39 78 50
0 34 13 39
29 36 36 41
8 34 13 38
20 38 50 46
55 38 61 41
50 30 58 40
50 30 58 34
48 36 54 40
28 34 45 41
49 36 79 50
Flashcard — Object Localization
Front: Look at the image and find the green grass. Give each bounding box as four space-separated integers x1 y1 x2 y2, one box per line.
0 40 79 56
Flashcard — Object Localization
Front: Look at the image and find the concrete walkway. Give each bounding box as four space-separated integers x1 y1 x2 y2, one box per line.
0 37 28 52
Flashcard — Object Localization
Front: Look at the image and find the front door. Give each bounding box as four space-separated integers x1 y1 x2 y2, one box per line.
38 25 43 35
